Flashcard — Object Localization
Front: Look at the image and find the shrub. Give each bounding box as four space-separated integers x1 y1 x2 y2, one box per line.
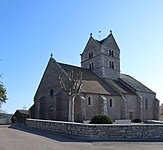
133 118 142 123
89 114 113 124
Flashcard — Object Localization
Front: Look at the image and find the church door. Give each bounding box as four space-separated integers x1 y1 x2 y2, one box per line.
129 111 133 121
39 100 45 119
48 106 54 120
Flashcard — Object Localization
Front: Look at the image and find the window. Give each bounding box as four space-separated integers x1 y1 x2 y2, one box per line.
91 62 94 70
88 51 94 59
145 98 148 109
110 99 112 107
109 61 114 69
49 106 53 111
111 50 114 57
89 52 91 59
108 49 114 57
88 97 91 106
91 51 94 58
89 62 94 70
109 61 112 68
109 49 112 56
49 89 54 98
89 64 92 69
112 61 114 69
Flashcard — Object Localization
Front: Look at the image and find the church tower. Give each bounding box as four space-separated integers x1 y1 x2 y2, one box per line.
81 31 120 80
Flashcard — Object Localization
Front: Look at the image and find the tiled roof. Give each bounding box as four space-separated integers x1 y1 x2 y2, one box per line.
120 74 155 94
58 63 155 95
81 80 109 94
95 33 120 51
96 34 111 45
105 79 136 95
12 110 29 119
59 63 120 96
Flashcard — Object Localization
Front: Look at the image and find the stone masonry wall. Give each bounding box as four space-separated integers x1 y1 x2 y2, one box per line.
26 118 163 141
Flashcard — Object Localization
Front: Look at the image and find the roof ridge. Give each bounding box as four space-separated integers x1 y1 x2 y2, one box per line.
58 62 80 68
58 62 93 71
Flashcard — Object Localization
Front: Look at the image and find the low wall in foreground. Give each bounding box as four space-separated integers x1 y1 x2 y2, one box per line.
26 118 163 140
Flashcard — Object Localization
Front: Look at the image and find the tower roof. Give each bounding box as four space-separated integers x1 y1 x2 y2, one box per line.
96 30 120 50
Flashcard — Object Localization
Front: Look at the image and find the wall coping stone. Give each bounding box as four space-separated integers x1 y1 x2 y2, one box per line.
25 118 163 141
26 118 163 126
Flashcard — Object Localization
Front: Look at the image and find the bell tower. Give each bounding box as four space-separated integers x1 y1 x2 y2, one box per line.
81 31 120 80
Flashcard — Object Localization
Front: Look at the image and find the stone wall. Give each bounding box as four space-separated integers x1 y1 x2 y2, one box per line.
34 58 62 119
26 118 163 141
137 91 159 120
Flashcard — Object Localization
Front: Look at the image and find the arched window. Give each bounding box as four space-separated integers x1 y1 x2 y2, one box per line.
112 61 114 69
110 99 112 107
89 64 92 69
88 97 92 106
88 51 94 59
49 89 54 98
111 50 114 57
89 62 94 70
109 61 114 69
145 98 148 109
89 52 91 59
109 61 112 68
91 62 94 70
109 49 112 56
91 51 94 58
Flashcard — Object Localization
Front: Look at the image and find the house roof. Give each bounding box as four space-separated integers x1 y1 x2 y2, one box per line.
17 110 29 115
12 110 29 119
59 63 120 96
120 74 155 94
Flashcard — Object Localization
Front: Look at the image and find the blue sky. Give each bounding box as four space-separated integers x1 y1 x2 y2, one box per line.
0 0 163 113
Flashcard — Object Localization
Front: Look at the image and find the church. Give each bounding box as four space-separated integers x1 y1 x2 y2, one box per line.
29 31 159 122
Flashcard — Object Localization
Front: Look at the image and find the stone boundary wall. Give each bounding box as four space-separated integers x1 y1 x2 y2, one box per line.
26 118 163 141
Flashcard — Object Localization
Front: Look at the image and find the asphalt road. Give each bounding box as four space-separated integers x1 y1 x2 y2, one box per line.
0 125 163 150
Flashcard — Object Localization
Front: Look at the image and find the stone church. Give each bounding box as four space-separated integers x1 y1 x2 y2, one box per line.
29 31 159 122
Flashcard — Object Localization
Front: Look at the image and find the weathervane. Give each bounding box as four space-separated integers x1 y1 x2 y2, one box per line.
99 31 101 40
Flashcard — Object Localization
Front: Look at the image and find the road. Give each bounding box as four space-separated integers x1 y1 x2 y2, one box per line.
0 125 163 150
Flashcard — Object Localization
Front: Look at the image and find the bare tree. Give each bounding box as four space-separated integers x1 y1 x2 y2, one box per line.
58 70 82 122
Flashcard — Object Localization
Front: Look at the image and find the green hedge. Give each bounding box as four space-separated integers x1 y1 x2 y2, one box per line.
89 114 113 124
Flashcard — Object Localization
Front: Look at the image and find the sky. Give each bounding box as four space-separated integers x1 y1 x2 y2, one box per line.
0 0 163 114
